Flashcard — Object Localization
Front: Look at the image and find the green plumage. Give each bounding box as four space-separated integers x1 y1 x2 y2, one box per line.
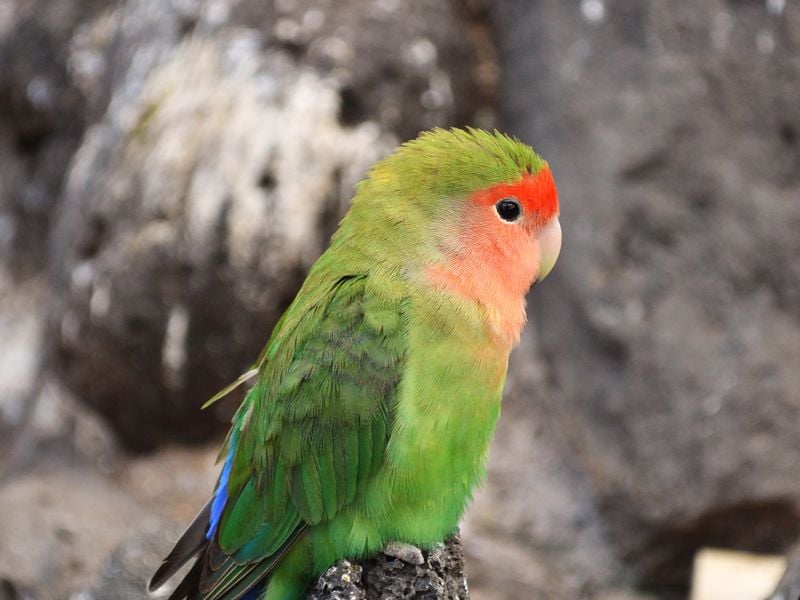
150 128 551 599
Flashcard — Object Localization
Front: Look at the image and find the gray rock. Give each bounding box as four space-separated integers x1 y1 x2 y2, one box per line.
0 579 34 600
0 438 217 599
82 521 184 600
0 0 110 275
310 561 366 600
0 466 151 598
484 0 800 596
310 536 468 600
226 0 490 140
0 271 44 461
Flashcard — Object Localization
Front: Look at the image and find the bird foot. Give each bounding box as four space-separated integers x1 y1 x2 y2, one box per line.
382 541 425 565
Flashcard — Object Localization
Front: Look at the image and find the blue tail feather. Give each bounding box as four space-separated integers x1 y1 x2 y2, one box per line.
206 432 238 540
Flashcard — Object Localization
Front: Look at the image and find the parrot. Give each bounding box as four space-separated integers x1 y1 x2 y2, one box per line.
148 127 562 600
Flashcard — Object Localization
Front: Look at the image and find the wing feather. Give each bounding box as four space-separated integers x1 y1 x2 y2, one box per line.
153 273 407 599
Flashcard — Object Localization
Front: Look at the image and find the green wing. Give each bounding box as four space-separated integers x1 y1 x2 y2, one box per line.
190 273 406 599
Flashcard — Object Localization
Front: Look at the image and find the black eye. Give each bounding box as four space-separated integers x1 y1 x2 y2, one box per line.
495 197 522 222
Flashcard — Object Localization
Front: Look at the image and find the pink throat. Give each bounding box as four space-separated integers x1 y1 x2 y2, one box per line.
426 218 540 347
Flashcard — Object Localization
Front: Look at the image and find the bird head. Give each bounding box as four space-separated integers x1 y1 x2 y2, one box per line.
339 127 561 345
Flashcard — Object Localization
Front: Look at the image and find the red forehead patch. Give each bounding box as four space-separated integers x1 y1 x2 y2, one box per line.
471 166 559 227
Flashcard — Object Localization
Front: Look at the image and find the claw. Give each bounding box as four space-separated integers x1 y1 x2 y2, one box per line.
382 541 424 566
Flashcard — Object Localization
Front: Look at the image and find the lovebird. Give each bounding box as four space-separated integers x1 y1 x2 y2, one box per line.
149 128 562 600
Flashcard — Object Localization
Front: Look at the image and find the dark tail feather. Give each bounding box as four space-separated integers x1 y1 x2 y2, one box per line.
149 499 213 592
154 514 308 600
200 525 309 600
167 557 204 600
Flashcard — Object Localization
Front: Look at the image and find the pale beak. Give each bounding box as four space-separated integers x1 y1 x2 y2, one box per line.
536 216 562 281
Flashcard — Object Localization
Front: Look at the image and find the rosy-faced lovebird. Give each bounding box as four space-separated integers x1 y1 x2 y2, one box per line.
149 128 562 600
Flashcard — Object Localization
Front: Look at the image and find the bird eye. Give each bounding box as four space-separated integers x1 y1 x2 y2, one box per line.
495 197 522 222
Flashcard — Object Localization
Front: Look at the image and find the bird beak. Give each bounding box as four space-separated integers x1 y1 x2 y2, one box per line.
536 216 561 282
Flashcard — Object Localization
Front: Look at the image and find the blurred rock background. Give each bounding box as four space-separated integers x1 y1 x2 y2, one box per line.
0 0 798 598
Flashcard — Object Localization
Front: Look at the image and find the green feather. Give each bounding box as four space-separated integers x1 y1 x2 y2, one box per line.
201 274 405 598
201 368 258 409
